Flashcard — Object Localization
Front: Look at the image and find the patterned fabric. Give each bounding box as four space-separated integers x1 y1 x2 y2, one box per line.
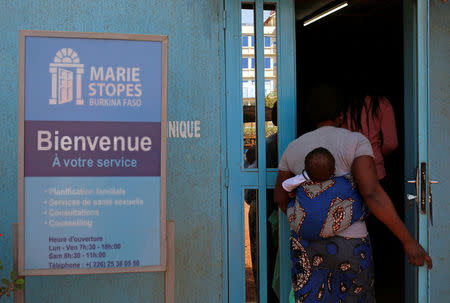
288 175 374 302
287 175 368 240
290 236 375 303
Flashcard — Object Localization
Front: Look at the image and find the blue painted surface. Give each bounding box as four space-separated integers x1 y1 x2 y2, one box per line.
225 0 296 302
277 2 296 302
1 0 223 302
224 0 246 300
429 1 450 302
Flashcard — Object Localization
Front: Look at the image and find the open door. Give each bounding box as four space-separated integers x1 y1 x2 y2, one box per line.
406 0 450 302
404 0 432 302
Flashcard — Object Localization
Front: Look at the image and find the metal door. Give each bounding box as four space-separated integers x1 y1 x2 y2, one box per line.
224 0 296 302
404 0 449 302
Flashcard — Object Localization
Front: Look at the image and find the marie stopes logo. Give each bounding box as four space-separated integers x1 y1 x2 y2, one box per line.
49 48 143 107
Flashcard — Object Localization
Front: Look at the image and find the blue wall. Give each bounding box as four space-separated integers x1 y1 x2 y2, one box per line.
0 1 223 302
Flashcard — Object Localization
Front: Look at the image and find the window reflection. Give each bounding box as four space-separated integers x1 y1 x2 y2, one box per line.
244 188 258 302
266 188 279 302
242 4 279 169
242 4 257 168
244 188 280 303
264 4 279 169
241 4 279 302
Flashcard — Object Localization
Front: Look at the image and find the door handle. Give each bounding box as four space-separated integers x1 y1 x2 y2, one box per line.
406 167 419 211
406 194 417 212
406 164 436 217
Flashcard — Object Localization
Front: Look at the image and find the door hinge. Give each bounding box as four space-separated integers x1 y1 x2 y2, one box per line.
224 168 229 188
223 10 226 29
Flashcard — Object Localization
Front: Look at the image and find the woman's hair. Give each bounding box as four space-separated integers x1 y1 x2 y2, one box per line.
305 83 345 124
347 93 381 132
345 73 382 132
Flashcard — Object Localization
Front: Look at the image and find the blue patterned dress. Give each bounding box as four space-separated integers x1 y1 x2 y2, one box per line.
287 175 375 302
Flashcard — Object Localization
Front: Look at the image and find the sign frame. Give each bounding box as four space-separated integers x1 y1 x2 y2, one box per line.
18 30 168 276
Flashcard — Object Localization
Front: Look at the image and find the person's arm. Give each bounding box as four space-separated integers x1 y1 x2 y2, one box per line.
352 155 432 269
380 98 399 156
274 170 295 213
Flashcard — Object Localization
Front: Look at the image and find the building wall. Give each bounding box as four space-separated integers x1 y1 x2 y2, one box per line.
0 1 224 302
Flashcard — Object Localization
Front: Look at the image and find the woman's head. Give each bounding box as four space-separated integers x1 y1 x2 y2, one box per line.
305 83 345 125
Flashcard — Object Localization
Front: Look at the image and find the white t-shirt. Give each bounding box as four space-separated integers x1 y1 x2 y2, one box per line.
279 126 374 238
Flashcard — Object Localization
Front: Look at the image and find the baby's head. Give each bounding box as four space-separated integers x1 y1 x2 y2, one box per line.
305 147 335 182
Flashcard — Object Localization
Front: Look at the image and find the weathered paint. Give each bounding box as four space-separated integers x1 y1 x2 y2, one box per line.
0 1 223 302
429 0 450 302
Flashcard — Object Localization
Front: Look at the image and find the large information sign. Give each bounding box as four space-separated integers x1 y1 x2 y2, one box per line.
18 31 167 275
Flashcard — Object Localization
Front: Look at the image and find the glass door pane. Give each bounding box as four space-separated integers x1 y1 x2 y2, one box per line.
263 4 278 169
242 4 258 169
244 188 258 302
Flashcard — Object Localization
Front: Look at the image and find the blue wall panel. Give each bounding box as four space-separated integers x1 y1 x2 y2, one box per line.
0 0 223 302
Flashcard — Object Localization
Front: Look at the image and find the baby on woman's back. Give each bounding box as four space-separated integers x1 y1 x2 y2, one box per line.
285 147 369 240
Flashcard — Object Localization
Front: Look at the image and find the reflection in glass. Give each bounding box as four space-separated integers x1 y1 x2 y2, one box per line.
244 188 280 303
264 4 279 168
242 4 257 169
244 188 258 302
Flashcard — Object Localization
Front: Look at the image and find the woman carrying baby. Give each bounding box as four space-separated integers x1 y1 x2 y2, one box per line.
274 84 431 302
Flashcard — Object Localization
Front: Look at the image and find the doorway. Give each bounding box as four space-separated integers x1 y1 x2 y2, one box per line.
295 0 405 302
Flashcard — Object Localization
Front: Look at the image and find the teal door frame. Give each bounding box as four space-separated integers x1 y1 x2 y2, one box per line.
416 1 431 302
223 0 296 302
